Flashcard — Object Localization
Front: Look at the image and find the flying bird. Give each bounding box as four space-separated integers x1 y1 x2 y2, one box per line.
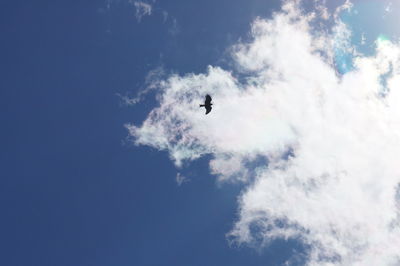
200 94 212 114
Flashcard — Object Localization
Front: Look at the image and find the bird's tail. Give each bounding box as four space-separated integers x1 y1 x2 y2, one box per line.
200 104 205 107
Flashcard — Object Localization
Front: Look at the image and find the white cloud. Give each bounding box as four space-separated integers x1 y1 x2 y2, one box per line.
334 0 353 19
132 1 152 22
313 0 330 20
127 0 400 265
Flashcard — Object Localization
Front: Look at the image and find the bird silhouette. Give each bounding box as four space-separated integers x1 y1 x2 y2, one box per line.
200 94 212 114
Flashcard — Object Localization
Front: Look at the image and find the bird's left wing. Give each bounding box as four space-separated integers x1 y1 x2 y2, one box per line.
205 95 212 105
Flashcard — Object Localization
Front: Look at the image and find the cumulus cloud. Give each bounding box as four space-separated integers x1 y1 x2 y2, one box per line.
127 0 400 265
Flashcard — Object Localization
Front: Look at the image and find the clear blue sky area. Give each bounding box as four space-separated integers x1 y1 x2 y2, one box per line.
0 1 353 265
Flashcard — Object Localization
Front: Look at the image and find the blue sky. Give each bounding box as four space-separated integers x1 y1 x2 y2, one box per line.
0 0 296 265
2 0 400 265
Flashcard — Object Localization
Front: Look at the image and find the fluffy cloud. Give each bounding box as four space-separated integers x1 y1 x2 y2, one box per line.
127 1 400 265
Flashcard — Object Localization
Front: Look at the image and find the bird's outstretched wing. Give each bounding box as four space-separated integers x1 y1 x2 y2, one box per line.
205 95 212 105
205 106 212 114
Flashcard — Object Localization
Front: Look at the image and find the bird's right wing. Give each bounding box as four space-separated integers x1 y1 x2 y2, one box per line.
205 106 212 114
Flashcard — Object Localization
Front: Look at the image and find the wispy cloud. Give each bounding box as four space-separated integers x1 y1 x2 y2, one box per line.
131 1 152 22
118 65 165 106
106 0 179 32
128 0 400 265
162 10 168 23
168 18 180 36
176 172 189 186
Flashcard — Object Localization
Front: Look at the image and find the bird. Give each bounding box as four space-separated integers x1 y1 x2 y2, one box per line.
200 94 212 114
